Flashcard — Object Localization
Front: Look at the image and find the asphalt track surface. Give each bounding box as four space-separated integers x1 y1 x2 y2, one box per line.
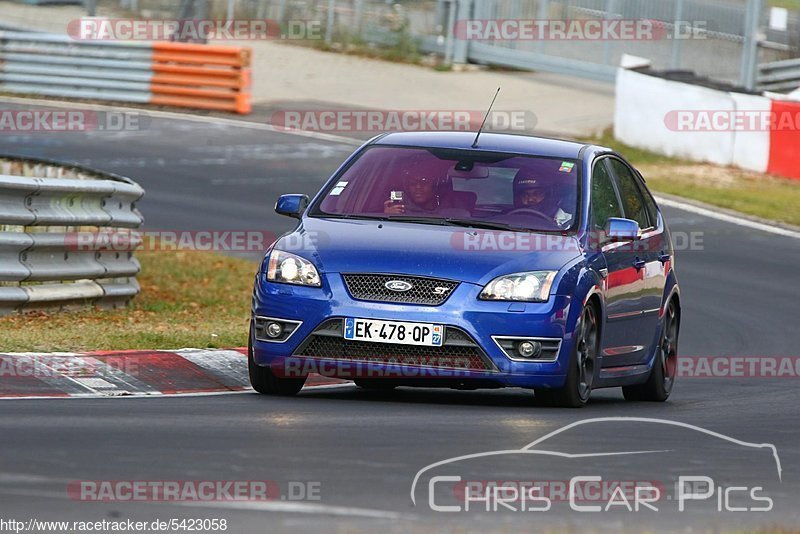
0 101 798 532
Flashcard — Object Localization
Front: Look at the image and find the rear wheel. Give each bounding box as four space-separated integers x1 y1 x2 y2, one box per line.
622 299 678 402
535 304 598 408
248 324 306 396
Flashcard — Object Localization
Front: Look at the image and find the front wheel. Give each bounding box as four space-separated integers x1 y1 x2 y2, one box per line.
535 303 598 408
248 324 306 396
622 299 678 402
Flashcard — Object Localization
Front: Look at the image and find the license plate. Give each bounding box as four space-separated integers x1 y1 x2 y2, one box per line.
343 318 443 346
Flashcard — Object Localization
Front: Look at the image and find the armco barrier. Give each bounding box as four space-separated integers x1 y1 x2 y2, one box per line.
0 32 251 114
615 67 799 180
0 156 145 316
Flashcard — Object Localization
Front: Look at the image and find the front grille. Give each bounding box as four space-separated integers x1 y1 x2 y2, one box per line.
342 273 459 305
293 319 493 371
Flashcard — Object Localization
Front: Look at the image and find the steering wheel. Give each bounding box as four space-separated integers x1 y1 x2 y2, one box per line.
503 207 554 224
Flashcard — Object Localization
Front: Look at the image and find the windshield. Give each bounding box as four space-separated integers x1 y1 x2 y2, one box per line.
311 145 580 233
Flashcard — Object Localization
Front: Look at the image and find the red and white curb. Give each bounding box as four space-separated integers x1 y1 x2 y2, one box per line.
0 349 349 399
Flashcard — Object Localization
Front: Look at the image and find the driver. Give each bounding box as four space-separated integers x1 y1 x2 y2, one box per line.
512 171 573 227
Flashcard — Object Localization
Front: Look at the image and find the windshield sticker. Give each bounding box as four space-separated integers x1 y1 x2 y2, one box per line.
559 162 575 173
329 181 349 196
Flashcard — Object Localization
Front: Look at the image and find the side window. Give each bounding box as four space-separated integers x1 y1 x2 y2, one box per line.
591 160 623 230
608 159 650 230
636 177 659 228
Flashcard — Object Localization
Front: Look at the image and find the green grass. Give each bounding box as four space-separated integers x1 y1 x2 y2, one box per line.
589 131 800 227
0 250 255 352
768 0 800 10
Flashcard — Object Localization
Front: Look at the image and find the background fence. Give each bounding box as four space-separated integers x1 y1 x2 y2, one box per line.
95 0 798 91
0 156 144 316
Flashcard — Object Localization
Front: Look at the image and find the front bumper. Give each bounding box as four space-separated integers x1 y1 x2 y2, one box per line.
251 272 577 389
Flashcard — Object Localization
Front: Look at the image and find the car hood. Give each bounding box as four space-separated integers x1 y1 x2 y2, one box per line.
272 218 583 286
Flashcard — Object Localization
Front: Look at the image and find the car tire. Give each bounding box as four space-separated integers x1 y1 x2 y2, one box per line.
248 323 306 396
354 379 397 390
535 303 599 408
622 299 679 402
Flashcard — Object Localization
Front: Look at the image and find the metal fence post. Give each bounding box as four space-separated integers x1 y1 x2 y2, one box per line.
602 0 619 66
444 0 457 65
325 0 336 44
452 0 473 64
354 0 364 37
535 0 549 54
671 0 685 69
278 0 287 23
740 0 763 90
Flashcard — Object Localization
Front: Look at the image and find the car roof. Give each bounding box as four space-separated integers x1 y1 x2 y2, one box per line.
372 131 594 160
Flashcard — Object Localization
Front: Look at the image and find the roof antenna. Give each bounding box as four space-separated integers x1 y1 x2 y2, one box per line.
472 87 500 149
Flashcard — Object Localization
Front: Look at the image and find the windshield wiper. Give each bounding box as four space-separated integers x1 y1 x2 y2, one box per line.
441 218 529 232
383 215 451 226
326 214 543 233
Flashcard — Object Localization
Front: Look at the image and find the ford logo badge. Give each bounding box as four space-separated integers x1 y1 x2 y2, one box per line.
385 280 413 292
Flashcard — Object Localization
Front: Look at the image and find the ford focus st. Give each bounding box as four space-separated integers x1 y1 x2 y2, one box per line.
249 131 681 407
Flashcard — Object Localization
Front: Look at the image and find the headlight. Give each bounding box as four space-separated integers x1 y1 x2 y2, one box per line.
479 271 557 302
266 249 321 287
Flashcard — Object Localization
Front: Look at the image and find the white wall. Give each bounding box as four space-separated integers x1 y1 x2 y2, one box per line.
730 92 771 173
614 68 738 166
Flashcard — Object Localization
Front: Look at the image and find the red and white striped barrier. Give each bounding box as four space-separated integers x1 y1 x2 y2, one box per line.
615 68 800 180
0 349 347 398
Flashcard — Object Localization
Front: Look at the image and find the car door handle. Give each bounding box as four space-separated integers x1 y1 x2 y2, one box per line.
658 252 671 264
633 257 646 270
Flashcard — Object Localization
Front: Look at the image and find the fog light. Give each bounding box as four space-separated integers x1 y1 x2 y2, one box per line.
517 341 542 358
266 321 284 338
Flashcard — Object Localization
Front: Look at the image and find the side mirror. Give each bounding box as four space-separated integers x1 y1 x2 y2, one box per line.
604 217 640 242
275 194 309 219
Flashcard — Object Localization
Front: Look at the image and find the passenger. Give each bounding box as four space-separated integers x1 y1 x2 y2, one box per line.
384 175 441 214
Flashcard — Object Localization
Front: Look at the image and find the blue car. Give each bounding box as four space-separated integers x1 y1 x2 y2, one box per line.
249 132 680 407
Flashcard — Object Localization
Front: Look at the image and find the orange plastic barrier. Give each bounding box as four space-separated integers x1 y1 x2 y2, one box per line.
767 100 800 180
149 42 251 114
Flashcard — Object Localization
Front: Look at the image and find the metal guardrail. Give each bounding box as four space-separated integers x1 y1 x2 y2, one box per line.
0 156 145 316
0 31 252 114
757 58 800 92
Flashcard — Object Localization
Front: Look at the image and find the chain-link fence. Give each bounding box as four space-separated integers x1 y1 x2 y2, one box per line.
82 0 800 89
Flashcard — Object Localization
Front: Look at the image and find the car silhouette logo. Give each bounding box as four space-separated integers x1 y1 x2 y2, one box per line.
385 280 413 292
